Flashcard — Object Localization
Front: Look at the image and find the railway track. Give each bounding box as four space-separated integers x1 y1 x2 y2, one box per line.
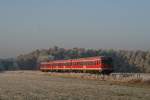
110 73 150 81
47 72 150 82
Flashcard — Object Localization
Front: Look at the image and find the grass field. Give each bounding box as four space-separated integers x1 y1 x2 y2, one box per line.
0 71 150 100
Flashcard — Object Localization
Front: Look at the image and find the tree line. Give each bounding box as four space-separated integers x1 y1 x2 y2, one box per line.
0 46 150 73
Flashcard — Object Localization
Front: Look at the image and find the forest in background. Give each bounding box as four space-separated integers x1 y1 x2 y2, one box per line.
0 46 150 73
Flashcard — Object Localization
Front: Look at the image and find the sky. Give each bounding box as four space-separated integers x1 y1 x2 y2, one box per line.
0 0 150 58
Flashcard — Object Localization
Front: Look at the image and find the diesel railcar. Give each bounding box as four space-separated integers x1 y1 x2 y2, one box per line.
40 56 113 74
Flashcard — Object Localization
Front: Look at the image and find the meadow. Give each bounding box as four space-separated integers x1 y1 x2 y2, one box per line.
0 71 150 100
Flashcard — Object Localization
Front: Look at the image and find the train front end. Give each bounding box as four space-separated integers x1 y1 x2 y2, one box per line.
100 57 113 74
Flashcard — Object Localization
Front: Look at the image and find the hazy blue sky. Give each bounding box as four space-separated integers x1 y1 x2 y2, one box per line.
0 0 150 58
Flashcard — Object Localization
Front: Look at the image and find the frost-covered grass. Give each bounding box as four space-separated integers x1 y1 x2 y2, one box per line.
0 71 150 100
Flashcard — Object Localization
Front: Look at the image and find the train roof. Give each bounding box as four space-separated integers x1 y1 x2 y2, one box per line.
41 56 111 64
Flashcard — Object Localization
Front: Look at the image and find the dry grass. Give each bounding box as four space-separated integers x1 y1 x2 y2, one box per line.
0 71 150 100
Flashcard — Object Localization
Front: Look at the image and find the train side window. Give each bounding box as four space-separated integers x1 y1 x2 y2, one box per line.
88 62 91 65
85 62 87 65
85 62 88 66
79 62 81 65
99 60 101 64
70 62 72 66
80 62 82 66
76 62 78 65
95 61 96 65
81 62 83 65
79 62 82 66
92 61 94 65
91 62 93 65
87 62 89 65
65 63 67 66
92 62 94 65
97 61 100 64
96 61 98 65
81 62 84 65
84 62 86 65
88 62 90 65
93 61 95 65
92 61 95 65
95 61 97 65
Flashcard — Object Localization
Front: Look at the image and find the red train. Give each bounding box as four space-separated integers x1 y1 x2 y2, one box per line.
40 56 113 74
